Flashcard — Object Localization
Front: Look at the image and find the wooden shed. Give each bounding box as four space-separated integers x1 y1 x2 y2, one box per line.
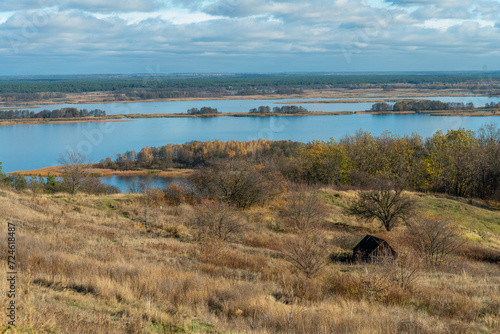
353 235 396 262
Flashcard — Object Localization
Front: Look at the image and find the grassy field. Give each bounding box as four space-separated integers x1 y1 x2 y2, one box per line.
0 187 499 333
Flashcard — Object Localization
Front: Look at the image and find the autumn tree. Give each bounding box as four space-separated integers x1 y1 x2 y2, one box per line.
425 128 479 197
137 146 154 168
346 182 415 231
340 130 384 175
301 139 350 184
475 123 500 199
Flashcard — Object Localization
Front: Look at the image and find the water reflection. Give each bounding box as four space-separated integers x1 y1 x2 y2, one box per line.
101 175 185 193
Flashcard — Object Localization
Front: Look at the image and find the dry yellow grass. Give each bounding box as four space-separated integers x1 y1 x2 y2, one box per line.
0 187 499 333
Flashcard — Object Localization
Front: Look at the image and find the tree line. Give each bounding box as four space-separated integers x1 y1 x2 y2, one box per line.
249 105 309 114
1 73 499 99
0 108 106 119
371 100 476 112
101 124 500 200
187 107 219 115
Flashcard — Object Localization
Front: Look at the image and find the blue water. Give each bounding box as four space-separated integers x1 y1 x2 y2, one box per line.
101 175 184 193
10 96 500 115
1 112 498 173
23 175 184 193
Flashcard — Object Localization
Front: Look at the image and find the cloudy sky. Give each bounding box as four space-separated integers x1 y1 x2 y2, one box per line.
1 0 499 74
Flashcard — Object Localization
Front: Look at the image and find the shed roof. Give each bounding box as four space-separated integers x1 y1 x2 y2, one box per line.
353 235 391 258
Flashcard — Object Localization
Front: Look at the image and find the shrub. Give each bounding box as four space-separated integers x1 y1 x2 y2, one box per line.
191 161 284 208
278 187 329 232
346 182 415 231
163 181 197 205
405 214 463 267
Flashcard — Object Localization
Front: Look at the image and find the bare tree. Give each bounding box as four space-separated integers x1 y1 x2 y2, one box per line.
192 201 242 242
405 214 463 267
376 246 422 291
191 161 284 208
279 188 329 232
346 183 415 231
58 151 91 195
128 177 163 231
281 231 329 279
192 201 243 263
280 189 330 278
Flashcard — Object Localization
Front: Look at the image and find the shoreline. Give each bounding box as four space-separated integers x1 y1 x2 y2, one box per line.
2 108 499 126
10 165 194 178
1 88 494 106
0 111 356 125
0 118 133 126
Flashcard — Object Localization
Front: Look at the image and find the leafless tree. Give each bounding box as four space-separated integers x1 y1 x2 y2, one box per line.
346 183 415 231
280 188 330 278
128 177 163 231
281 231 329 279
192 201 243 242
279 187 329 232
192 201 243 263
58 150 91 195
191 160 284 208
377 247 422 291
405 214 463 267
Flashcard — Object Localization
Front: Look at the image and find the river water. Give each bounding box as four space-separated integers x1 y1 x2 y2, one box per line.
1 97 499 192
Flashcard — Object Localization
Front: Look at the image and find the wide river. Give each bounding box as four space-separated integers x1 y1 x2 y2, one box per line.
1 96 499 177
19 96 500 114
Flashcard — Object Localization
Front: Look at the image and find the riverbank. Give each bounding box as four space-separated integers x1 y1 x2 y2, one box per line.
358 109 500 116
0 118 132 126
10 164 194 178
3 107 499 126
0 111 356 125
2 87 494 106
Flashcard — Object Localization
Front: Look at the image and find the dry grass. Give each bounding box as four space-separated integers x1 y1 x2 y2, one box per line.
0 186 499 333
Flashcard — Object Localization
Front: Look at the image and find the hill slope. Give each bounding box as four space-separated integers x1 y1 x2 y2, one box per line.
1 188 499 333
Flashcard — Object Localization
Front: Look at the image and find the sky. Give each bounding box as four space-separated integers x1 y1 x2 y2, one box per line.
0 0 499 75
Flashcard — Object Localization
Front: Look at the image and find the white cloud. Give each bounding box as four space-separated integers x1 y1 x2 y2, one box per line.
0 0 162 13
0 0 499 73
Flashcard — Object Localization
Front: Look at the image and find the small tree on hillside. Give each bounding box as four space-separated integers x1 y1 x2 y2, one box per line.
58 151 91 195
0 162 6 186
279 188 329 231
192 201 242 242
405 214 463 267
128 178 163 231
280 189 330 278
192 201 243 263
346 183 415 231
191 161 283 209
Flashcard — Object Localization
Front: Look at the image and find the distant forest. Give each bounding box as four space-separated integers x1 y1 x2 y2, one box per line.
249 106 309 114
0 108 106 119
371 100 500 112
371 100 477 112
1 72 500 102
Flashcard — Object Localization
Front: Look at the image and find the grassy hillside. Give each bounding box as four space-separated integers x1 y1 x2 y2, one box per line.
0 187 499 333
